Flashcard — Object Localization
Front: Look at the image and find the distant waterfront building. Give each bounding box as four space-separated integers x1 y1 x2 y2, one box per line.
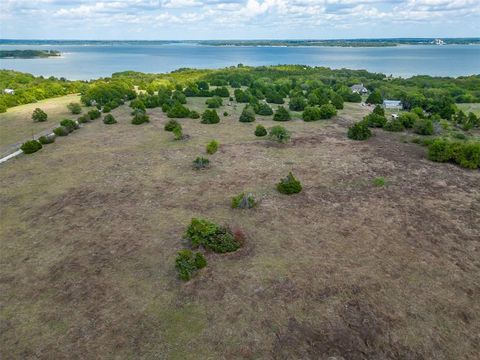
383 100 402 109
350 84 368 94
433 38 446 45
3 88 15 95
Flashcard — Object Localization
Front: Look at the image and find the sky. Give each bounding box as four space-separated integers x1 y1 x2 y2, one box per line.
1 0 479 40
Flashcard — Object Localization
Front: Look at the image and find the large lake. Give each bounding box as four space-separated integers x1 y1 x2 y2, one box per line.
1 43 479 80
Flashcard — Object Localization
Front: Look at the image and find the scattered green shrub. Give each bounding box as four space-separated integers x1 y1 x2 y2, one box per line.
239 106 256 122
373 177 386 187
189 110 200 119
184 218 241 253
277 172 302 195
103 114 117 124
167 102 191 118
193 157 210 169
319 103 337 119
255 102 273 116
131 112 149 125
20 140 42 154
102 105 111 113
428 139 480 169
231 193 256 209
384 119 405 132
165 119 180 131
347 122 372 140
201 109 220 124
269 125 290 143
223 111 228 116
38 134 55 144
273 106 291 121
172 125 183 140
88 109 101 120
60 119 78 132
206 96 223 108
302 106 322 122
452 132 467 140
53 126 69 136
288 96 306 111
67 102 82 114
32 108 47 122
255 124 267 137
77 114 90 123
130 98 146 110
413 118 434 135
175 250 207 281
206 140 219 154
364 113 387 128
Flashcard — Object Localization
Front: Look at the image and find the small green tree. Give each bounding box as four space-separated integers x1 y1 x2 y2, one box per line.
347 122 372 140
32 108 47 122
193 157 210 169
231 193 256 209
269 125 290 143
175 250 207 281
413 118 434 135
330 93 344 110
254 124 267 137
103 114 117 124
88 109 101 120
172 125 183 140
255 102 273 116
59 119 78 132
288 96 306 111
384 119 405 132
372 105 385 116
366 90 383 104
201 109 220 124
165 119 180 131
67 102 82 114
302 106 321 122
239 106 256 122
206 140 219 154
206 96 223 108
21 140 42 154
277 172 302 194
319 103 337 119
364 113 387 128
273 106 291 121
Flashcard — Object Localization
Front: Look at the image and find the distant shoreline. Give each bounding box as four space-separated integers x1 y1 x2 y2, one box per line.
0 49 61 58
1 38 479 48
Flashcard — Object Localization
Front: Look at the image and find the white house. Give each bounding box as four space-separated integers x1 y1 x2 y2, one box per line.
350 84 368 94
3 88 15 95
383 100 402 109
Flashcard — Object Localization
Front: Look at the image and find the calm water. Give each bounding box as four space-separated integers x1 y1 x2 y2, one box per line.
1 43 479 80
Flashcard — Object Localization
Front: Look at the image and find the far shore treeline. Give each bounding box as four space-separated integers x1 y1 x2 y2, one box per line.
0 50 61 59
0 65 479 118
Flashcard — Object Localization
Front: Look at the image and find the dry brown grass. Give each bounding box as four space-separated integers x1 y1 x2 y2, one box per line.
1 99 479 359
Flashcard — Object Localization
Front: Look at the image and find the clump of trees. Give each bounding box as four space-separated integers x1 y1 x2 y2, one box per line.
32 108 47 122
428 139 479 169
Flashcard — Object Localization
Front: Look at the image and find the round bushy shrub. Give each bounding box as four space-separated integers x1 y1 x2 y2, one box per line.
77 114 90 124
201 109 220 124
172 125 183 140
206 96 223 108
239 106 256 123
413 118 434 135
428 139 479 169
175 250 207 281
21 140 42 154
277 172 302 195
255 124 267 137
32 108 47 122
184 218 241 253
103 114 117 124
190 110 200 119
364 113 387 128
88 109 101 120
165 119 180 131
102 105 111 113
384 119 405 132
223 111 228 116
167 102 191 118
302 106 322 122
60 119 78 132
319 103 337 119
366 90 383 104
330 93 344 110
206 140 219 154
53 126 69 136
38 134 55 144
193 157 210 169
231 193 256 209
131 112 149 125
269 125 290 143
289 96 307 111
273 106 291 121
255 103 273 116
67 102 82 114
130 99 146 110
347 122 372 140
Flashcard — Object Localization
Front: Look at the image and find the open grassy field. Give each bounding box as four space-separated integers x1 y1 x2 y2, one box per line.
1 98 479 359
0 94 83 157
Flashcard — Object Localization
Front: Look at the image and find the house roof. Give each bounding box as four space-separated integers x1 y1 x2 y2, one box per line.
383 100 401 105
351 84 367 90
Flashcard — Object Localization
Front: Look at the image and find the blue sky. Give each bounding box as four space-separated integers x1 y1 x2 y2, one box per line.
1 0 479 40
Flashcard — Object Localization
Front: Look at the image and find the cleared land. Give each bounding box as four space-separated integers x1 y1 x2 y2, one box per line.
1 99 479 359
0 94 83 157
